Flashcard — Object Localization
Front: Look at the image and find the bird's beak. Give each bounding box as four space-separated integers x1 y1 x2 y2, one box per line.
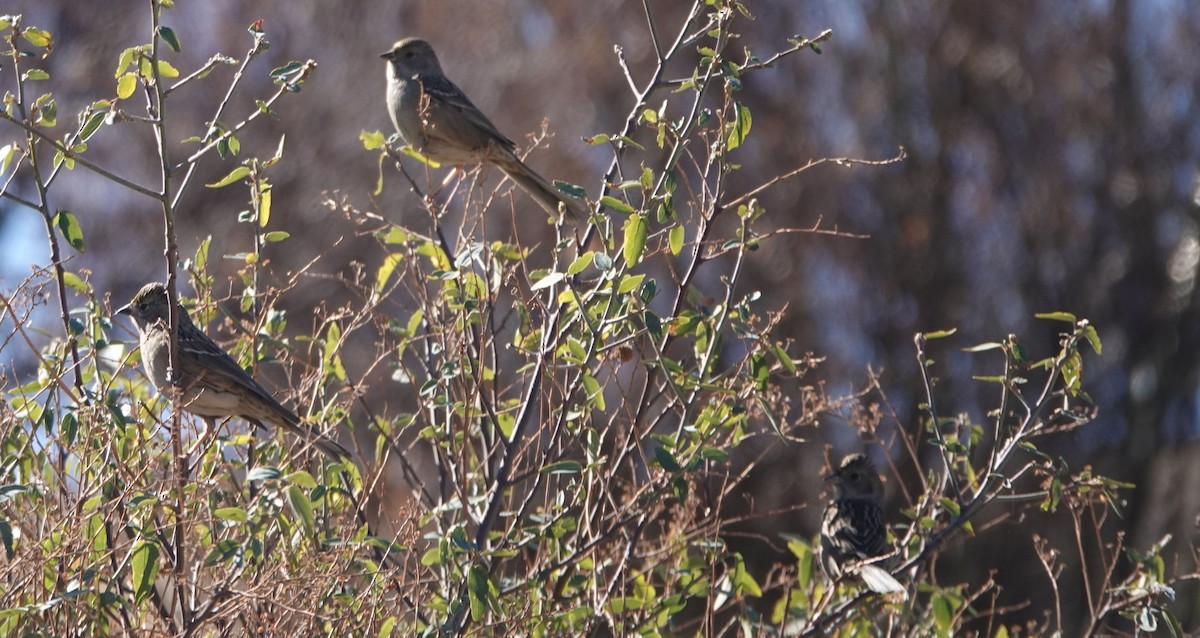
822 470 836 482
117 303 132 316
380 50 393 59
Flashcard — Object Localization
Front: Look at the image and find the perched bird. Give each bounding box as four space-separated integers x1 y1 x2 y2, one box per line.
118 282 352 462
382 37 585 220
820 453 905 594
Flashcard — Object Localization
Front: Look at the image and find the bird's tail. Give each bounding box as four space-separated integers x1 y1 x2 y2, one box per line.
279 412 354 462
857 563 906 596
496 156 586 221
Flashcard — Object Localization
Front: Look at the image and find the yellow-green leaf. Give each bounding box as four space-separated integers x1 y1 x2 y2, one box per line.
325 323 346 382
668 224 684 256
206 166 250 188
567 251 594 276
1035 311 1077 323
726 103 752 150
130 539 159 604
117 73 138 99
258 187 272 227
376 253 403 292
286 485 315 537
360 129 387 150
156 60 180 78
622 214 648 268
213 507 248 522
21 28 52 49
600 195 636 215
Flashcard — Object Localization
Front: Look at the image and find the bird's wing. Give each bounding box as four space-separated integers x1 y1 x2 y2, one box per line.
416 73 516 152
176 317 295 418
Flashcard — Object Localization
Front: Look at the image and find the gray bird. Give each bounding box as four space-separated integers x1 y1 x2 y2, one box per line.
382 37 584 220
820 453 905 594
119 282 351 462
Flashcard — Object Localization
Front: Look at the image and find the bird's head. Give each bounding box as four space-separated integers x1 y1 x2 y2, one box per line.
381 37 443 75
825 453 885 501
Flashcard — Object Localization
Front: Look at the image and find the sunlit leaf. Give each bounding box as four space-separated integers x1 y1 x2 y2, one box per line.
206 166 250 188
130 539 160 604
622 214 648 268
54 210 85 253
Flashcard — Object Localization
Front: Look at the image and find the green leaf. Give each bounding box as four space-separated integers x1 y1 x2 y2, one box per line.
467 565 491 621
130 539 160 604
61 271 87 293
206 166 250 188
600 195 636 215
962 342 1003 353
325 323 346 382
401 146 440 167
530 272 564 291
213 507 248 522
540 461 583 475
419 547 442 566
653 446 681 472
54 210 85 253
115 48 137 77
21 28 52 49
923 328 958 340
156 60 180 78
157 26 181 52
732 554 763 597
932 593 953 634
770 344 797 375
376 253 403 292
22 69 49 81
1035 311 1077 323
262 231 289 243
378 616 397 638
622 214 648 268
79 111 106 141
555 180 586 199
668 224 684 256
0 520 14 560
117 73 138 99
360 129 387 150
270 61 305 79
287 485 316 537
1083 324 1102 355
644 311 663 341
378 227 409 245
582 373 606 411
567 251 594 276
285 471 317 489
726 103 752 150
584 133 609 145
0 144 18 176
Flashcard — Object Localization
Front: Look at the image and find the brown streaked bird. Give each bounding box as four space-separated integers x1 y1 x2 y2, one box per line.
118 282 351 462
820 453 905 595
381 37 585 220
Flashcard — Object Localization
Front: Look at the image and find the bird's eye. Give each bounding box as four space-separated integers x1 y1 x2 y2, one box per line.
404 50 415 59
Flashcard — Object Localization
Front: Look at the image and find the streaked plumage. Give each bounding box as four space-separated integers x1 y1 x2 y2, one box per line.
820 453 905 594
119 282 351 461
381 37 584 220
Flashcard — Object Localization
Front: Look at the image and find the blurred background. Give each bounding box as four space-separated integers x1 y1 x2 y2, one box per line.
3 0 1200 629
